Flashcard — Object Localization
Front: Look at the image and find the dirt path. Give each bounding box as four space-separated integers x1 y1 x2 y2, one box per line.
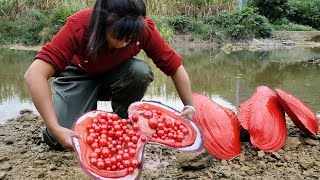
169 31 320 51
0 110 319 180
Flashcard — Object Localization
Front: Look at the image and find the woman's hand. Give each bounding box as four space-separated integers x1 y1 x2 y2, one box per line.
50 126 82 150
181 105 196 120
25 60 81 150
171 65 195 120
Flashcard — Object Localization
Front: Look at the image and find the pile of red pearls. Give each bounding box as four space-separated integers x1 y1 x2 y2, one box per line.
142 106 189 142
84 112 145 174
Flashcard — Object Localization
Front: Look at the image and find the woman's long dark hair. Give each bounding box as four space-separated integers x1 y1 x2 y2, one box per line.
87 0 146 59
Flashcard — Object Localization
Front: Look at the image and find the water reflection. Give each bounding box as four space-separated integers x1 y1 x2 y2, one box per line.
0 49 35 103
0 47 319 123
181 47 320 111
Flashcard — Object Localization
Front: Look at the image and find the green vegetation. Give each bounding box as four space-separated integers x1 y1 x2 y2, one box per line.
0 10 45 45
0 0 319 46
273 23 315 31
248 0 320 30
163 7 273 41
287 0 320 29
205 8 273 39
0 0 91 45
148 15 175 43
247 0 289 22
146 0 236 18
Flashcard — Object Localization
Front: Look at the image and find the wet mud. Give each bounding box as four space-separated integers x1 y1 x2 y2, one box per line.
0 110 319 180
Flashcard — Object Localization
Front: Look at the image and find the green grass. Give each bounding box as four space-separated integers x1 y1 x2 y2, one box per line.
273 23 316 31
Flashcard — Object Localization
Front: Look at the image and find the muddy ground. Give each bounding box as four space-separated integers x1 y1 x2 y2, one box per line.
0 109 319 180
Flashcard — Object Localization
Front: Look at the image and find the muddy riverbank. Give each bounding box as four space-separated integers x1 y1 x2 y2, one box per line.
0 110 319 180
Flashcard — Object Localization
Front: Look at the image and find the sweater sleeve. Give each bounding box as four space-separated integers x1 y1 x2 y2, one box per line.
141 17 182 76
34 17 85 72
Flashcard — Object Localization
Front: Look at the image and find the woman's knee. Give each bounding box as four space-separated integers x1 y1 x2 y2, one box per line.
128 58 154 83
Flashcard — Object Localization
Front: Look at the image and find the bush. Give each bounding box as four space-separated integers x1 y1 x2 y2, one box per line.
0 1 89 45
248 0 289 22
150 15 174 43
249 0 320 30
0 0 14 18
168 16 190 32
38 8 77 43
206 7 273 39
0 9 47 45
168 16 207 33
167 16 216 40
287 0 320 29
241 8 273 38
0 7 78 46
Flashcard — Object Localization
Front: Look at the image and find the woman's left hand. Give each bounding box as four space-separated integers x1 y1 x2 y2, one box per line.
181 106 196 120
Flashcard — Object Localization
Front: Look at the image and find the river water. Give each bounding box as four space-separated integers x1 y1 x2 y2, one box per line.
0 47 319 123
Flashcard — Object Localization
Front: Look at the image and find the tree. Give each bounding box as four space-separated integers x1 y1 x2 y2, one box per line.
249 0 289 22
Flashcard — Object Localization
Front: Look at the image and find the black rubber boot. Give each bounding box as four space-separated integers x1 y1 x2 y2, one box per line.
42 128 65 151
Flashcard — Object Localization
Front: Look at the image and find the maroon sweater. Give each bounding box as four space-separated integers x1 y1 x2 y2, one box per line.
35 8 182 76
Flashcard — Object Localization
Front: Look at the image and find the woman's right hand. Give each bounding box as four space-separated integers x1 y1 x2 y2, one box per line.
50 126 82 150
25 60 82 150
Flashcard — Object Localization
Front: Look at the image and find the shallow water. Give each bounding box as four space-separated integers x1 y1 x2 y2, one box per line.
0 47 319 123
